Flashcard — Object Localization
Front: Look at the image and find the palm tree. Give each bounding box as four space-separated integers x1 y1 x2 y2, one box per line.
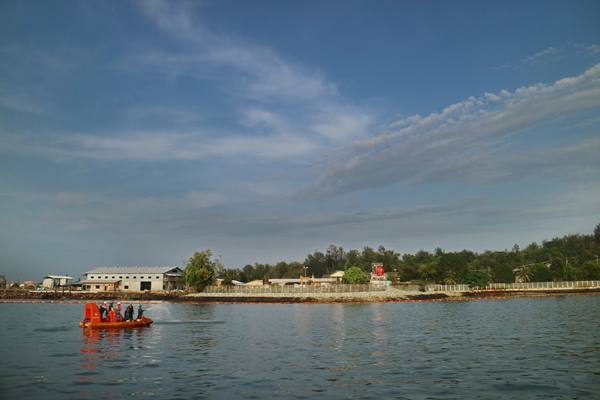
515 265 533 283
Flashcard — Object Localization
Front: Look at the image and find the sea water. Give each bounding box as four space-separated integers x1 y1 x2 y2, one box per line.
1 296 600 399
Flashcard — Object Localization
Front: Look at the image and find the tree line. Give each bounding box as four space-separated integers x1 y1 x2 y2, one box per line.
184 223 600 289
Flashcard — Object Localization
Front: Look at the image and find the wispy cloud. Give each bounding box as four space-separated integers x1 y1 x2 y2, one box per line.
125 105 202 125
185 191 228 208
0 130 318 161
0 93 51 116
302 64 600 196
310 106 372 143
0 44 84 117
129 0 372 144
54 192 94 206
173 203 473 237
523 46 561 65
135 1 337 103
495 42 600 70
1 0 374 163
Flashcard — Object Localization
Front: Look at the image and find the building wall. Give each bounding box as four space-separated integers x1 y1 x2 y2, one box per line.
84 272 168 292
84 283 119 292
42 277 72 289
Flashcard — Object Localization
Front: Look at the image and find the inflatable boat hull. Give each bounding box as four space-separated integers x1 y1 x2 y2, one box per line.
80 317 153 329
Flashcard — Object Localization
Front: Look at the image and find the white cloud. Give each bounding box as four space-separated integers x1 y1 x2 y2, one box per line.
0 93 50 116
302 64 600 196
134 1 336 103
586 44 600 55
0 129 319 161
131 0 373 146
186 191 227 208
495 42 600 70
126 105 202 125
206 133 318 159
523 46 561 65
311 107 372 143
54 192 94 206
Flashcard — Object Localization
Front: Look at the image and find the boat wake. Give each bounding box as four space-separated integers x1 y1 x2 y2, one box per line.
153 320 225 325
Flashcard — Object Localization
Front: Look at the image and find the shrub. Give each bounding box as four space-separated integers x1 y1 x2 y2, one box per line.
342 266 370 284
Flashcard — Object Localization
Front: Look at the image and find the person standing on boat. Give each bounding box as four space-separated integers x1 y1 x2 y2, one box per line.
99 301 108 320
116 302 123 321
108 306 116 323
125 304 134 321
136 304 144 320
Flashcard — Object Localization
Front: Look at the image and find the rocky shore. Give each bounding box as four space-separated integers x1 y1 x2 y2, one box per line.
2 286 600 304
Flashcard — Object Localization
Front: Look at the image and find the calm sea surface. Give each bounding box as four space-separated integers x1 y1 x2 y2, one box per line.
1 296 600 399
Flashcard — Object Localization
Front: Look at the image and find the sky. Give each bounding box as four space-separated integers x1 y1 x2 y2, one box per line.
1 0 600 280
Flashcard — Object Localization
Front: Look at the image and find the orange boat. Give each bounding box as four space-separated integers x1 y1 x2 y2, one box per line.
79 303 153 329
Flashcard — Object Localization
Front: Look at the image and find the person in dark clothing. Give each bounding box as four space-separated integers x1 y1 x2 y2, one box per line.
115 302 123 321
125 304 134 321
99 302 108 320
136 304 144 320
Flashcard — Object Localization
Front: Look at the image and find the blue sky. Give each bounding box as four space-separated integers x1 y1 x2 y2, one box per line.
1 0 599 280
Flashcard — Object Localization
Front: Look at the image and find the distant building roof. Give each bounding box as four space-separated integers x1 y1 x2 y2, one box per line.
329 271 345 278
84 266 182 275
44 275 73 280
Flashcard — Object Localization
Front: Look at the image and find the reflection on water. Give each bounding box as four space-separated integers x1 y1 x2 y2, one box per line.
1 298 600 399
79 328 150 372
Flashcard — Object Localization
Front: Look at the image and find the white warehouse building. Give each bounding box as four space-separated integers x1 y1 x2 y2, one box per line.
81 266 184 292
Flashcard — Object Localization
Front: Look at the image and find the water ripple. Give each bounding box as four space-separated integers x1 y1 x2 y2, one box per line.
1 298 600 399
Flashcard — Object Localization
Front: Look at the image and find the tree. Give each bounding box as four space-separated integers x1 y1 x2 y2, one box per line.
326 245 346 272
515 265 533 283
378 245 401 272
344 250 361 269
184 249 219 291
221 269 241 286
465 260 492 288
418 262 438 282
493 264 515 283
304 251 327 277
577 261 600 280
437 251 474 283
360 246 379 271
530 263 553 282
594 223 600 245
342 266 370 284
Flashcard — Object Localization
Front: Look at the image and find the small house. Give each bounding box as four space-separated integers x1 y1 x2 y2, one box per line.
42 275 73 289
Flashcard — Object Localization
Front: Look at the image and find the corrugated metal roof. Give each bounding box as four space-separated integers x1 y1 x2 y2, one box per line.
81 279 121 284
84 266 182 274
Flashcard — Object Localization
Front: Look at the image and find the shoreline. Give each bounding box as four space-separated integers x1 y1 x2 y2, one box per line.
2 287 600 304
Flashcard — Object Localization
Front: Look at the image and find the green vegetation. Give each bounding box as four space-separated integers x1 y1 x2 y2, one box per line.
209 223 600 285
184 250 222 291
342 266 370 284
221 269 240 286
